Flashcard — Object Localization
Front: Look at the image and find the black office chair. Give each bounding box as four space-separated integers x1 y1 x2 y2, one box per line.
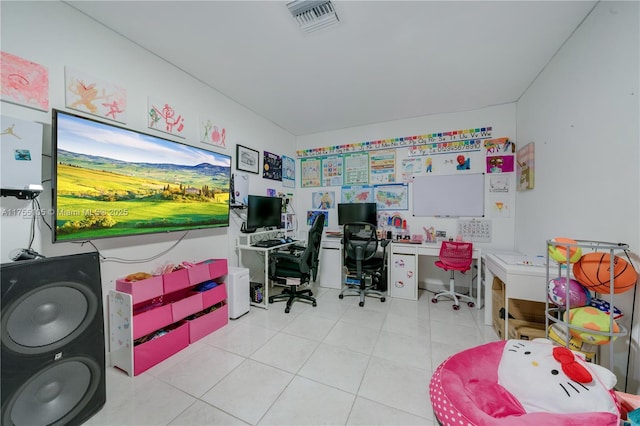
338 222 388 307
268 214 325 313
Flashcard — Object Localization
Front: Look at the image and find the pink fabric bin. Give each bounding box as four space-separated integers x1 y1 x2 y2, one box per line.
171 292 203 322
133 322 189 375
201 284 227 309
163 268 190 294
187 304 229 343
116 275 163 304
132 304 172 340
200 259 228 280
187 263 212 286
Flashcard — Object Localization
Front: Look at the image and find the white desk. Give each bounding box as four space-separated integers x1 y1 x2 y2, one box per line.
236 230 298 310
388 242 482 305
482 253 547 333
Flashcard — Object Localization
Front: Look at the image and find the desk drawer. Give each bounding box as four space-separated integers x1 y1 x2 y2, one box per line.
391 245 417 255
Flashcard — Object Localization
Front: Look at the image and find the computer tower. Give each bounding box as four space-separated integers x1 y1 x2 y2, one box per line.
227 266 250 319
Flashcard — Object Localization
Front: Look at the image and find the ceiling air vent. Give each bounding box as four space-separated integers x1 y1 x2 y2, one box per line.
286 0 339 34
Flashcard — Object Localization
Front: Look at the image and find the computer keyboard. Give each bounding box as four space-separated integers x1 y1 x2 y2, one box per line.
252 239 294 248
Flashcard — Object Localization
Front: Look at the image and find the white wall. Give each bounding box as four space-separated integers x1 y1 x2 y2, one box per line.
296 103 517 290
0 0 295 334
515 1 639 393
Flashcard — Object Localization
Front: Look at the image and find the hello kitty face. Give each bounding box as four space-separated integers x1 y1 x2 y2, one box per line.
497 339 617 416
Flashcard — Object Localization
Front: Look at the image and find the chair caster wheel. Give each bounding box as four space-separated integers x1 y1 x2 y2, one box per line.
468 302 475 308
312 302 317 307
309 291 313 296
359 301 364 307
452 304 460 310
431 298 438 303
268 299 274 304
285 307 290 313
338 294 344 299
380 297 386 303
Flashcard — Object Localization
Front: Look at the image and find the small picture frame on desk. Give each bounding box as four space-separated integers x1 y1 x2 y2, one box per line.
236 144 260 174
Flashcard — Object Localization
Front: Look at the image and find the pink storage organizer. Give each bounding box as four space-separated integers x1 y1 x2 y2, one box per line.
186 262 212 285
116 275 163 305
171 292 204 322
200 259 228 281
132 304 172 340
163 268 190 294
201 284 227 309
187 304 229 343
133 322 189 375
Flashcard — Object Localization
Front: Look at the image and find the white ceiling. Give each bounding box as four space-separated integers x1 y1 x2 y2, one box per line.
66 1 597 136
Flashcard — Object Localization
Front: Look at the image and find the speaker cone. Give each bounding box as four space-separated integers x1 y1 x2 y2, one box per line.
2 281 98 355
3 357 101 426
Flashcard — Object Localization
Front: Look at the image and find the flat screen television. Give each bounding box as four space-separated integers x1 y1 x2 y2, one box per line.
245 195 283 233
338 202 377 225
52 109 231 242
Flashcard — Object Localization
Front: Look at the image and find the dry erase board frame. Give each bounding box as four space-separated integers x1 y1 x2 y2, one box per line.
412 173 485 217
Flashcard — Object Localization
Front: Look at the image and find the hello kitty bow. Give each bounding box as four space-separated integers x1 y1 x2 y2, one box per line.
552 346 592 383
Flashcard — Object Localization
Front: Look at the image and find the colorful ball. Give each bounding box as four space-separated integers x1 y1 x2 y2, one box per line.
548 238 582 264
547 277 591 309
589 298 623 320
573 252 638 294
565 306 620 345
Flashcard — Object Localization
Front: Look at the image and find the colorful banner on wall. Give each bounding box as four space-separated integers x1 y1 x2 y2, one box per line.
296 126 492 158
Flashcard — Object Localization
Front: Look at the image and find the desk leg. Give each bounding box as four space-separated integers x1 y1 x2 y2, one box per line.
484 265 494 326
262 250 269 310
475 256 483 310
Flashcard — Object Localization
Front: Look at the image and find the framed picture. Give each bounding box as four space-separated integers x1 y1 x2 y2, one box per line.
236 144 259 174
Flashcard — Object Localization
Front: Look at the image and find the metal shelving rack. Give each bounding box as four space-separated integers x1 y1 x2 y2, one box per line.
545 239 630 370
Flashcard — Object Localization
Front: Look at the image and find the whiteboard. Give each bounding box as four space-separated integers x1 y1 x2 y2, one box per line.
412 173 484 217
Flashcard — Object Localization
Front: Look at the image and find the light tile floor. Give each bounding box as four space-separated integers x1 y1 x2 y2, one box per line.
87 286 500 426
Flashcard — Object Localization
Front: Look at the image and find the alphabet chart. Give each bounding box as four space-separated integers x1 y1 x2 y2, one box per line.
457 219 492 242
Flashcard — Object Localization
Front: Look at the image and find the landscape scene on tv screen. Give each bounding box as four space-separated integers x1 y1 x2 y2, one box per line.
53 110 231 242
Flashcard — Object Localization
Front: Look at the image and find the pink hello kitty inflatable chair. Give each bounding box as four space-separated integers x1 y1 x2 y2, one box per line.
429 339 620 425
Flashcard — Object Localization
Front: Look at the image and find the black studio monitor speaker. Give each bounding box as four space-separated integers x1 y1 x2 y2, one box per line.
1 252 106 426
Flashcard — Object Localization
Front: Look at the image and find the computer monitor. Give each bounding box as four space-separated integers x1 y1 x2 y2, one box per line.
338 202 377 226
245 195 283 232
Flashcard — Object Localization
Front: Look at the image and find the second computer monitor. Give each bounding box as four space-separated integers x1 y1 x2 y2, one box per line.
246 195 283 232
337 202 377 226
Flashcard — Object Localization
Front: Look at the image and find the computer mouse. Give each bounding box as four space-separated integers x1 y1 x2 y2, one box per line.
286 237 293 243
280 238 287 244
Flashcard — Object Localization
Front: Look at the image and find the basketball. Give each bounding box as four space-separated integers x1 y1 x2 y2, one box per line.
573 252 638 294
548 237 582 264
547 277 591 309
565 306 620 345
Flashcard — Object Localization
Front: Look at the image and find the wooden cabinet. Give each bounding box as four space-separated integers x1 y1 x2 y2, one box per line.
109 259 229 376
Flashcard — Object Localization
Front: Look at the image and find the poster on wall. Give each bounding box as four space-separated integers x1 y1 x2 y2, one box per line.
306 210 329 227
401 158 423 182
148 97 186 137
0 51 49 111
341 185 374 203
282 155 295 188
65 67 127 123
374 184 409 211
370 149 396 184
343 152 369 185
312 191 335 209
516 142 535 190
322 155 343 186
489 174 510 193
263 151 282 181
199 117 226 148
486 155 514 173
301 157 321 187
